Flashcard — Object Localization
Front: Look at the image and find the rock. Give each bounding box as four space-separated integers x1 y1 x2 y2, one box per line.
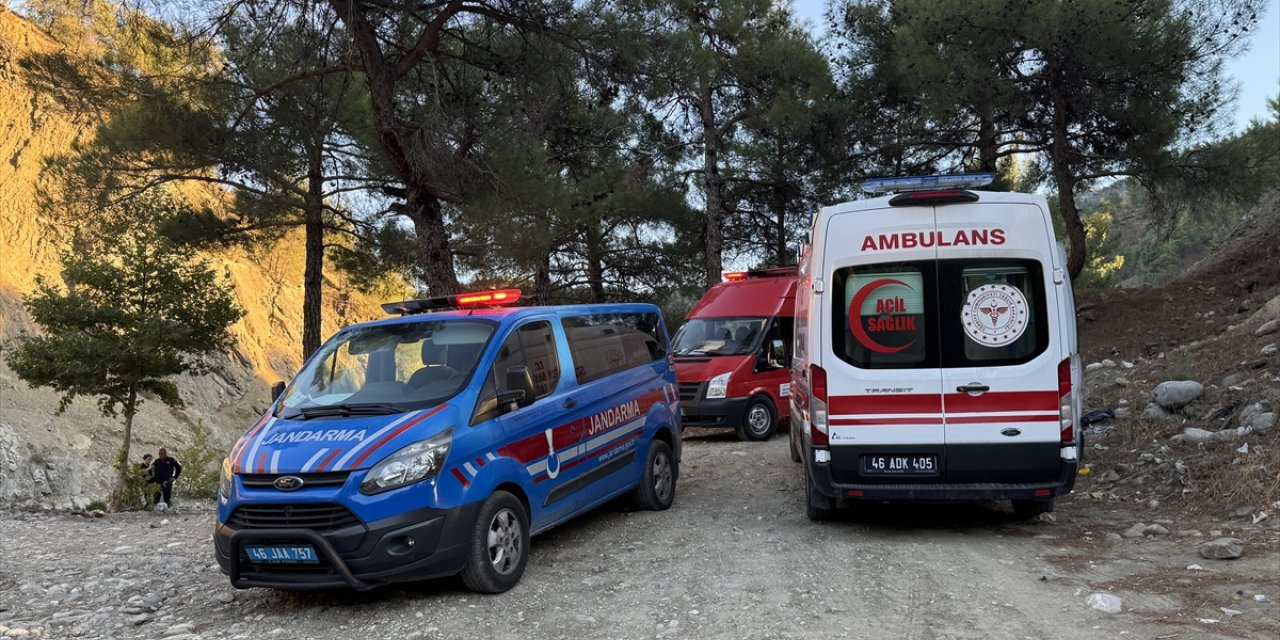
1100 359 1117 368
1147 499 1160 509
1105 532 1123 542
130 613 154 626
1246 412 1275 434
1199 537 1244 560
1222 373 1246 387
1114 407 1131 419
1114 377 1130 387
1144 403 1172 419
1099 470 1121 482
1263 343 1278 357
1172 427 1237 444
1122 523 1147 538
215 592 235 604
1143 524 1170 537
1240 401 1272 422
1257 319 1279 336
1232 506 1254 519
1086 592 1123 613
1152 380 1204 411
164 623 195 636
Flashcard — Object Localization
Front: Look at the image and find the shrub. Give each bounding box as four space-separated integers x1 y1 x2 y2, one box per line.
175 421 221 500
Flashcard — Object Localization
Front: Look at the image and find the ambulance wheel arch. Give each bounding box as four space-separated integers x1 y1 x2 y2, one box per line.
737 394 778 442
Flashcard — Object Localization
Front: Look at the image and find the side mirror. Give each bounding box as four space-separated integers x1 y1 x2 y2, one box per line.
504 365 536 408
768 339 787 368
270 381 286 402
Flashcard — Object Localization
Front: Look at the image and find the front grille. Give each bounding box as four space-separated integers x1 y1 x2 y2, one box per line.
678 382 703 401
239 472 351 489
227 503 361 531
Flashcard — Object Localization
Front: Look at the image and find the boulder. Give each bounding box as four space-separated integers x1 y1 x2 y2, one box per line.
1152 381 1203 411
1246 412 1275 434
1172 427 1237 444
1199 537 1244 560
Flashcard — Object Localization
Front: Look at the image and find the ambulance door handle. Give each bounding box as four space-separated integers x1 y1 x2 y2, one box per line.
956 383 989 394
563 398 578 409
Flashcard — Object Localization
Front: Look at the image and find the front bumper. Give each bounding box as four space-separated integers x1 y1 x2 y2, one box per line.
679 392 749 429
214 502 481 590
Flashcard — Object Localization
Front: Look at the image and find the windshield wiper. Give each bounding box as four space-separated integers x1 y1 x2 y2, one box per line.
288 403 403 420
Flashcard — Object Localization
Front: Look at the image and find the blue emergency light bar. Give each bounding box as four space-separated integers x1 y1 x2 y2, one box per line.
861 173 994 194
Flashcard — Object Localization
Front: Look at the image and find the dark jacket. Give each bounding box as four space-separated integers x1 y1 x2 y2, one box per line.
152 456 182 483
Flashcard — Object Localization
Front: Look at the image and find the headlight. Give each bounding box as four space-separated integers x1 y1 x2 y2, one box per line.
359 429 453 495
706 372 732 399
218 457 232 497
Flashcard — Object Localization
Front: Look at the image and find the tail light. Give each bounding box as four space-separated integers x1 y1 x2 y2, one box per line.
810 364 829 447
1058 357 1074 444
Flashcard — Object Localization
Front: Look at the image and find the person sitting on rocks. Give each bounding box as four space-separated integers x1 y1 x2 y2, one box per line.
150 448 182 510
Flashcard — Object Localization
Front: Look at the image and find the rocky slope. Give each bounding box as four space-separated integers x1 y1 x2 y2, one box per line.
0 10 397 507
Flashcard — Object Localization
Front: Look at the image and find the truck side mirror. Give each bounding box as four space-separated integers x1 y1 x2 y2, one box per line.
270 381 286 402
769 339 787 367
503 365 537 408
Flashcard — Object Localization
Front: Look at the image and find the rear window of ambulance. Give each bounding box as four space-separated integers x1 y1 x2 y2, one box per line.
832 259 1048 369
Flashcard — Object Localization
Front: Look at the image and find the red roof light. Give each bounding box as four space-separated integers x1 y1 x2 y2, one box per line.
455 289 522 306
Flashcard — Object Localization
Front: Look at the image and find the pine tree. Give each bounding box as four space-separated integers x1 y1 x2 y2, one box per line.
4 192 243 511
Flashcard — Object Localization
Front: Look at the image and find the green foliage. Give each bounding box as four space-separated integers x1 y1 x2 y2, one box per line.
5 191 244 415
120 461 153 510
174 421 220 500
4 190 242 510
84 499 107 512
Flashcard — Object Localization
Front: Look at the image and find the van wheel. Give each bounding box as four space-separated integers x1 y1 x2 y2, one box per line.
788 422 802 463
461 491 529 593
634 440 677 511
1011 499 1054 520
738 397 778 442
804 464 834 522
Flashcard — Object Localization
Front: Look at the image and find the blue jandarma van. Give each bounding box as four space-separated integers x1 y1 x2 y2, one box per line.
214 289 681 592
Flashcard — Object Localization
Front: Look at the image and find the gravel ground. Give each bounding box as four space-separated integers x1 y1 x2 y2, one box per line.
2 432 1278 640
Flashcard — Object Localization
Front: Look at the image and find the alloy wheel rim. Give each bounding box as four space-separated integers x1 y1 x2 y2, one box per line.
486 508 522 575
653 452 673 501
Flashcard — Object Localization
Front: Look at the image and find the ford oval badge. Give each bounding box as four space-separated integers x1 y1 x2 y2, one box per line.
1000 428 1022 437
274 475 304 491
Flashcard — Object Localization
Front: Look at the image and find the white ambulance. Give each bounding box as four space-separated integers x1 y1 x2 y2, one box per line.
789 174 1082 521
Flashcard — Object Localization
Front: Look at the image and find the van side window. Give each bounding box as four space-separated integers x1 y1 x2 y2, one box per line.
473 321 560 424
561 313 666 384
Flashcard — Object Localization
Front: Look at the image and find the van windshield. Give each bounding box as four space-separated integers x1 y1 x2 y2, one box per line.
277 320 495 419
672 318 766 356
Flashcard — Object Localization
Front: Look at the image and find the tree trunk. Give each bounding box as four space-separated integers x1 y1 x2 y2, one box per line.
699 82 725 288
1049 85 1087 281
302 145 325 360
107 387 138 512
533 255 552 305
585 225 606 302
406 188 460 296
329 0 460 296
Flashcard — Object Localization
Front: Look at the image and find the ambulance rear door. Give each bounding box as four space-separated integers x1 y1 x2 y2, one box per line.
935 200 1064 483
824 203 946 484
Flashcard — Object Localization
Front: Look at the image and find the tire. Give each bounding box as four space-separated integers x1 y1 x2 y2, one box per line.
737 396 778 442
460 491 530 593
804 463 834 522
1011 499 1054 520
634 439 677 511
788 420 802 463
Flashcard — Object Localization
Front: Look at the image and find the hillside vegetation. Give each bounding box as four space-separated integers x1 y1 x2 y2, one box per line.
0 10 394 506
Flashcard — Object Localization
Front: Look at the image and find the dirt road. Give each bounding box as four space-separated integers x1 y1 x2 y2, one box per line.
1 432 1277 640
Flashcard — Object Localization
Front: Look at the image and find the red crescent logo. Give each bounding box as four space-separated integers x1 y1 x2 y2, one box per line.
849 278 916 354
